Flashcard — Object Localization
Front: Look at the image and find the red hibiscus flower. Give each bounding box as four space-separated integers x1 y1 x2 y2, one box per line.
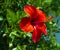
19 5 53 43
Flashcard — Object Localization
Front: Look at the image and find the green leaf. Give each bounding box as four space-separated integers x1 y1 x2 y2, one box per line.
6 9 17 25
44 0 52 3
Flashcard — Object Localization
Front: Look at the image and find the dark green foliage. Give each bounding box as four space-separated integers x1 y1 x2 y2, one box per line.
0 0 60 50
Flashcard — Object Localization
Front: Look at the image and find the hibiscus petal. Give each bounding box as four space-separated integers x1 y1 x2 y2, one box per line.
32 26 42 43
37 23 47 35
24 5 36 16
36 9 46 22
24 5 47 22
40 24 47 35
19 17 34 32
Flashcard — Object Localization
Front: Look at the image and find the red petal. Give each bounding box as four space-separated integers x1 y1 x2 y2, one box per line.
24 5 36 16
42 24 47 35
36 9 46 22
37 23 47 35
24 5 46 22
32 26 42 43
19 17 34 32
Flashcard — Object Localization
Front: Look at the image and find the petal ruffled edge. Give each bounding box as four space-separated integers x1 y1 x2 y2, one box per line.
19 17 34 32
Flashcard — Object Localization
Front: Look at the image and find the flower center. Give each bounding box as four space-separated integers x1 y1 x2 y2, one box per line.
31 20 39 26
